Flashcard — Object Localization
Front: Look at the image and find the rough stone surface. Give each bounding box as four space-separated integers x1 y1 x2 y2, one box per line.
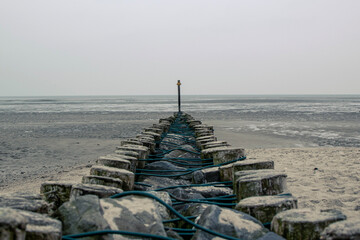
40 181 74 210
141 131 161 142
114 150 139 159
20 210 62 240
56 195 110 238
321 219 360 240
0 207 27 240
192 205 268 240
234 169 287 200
116 145 149 160
0 207 62 240
201 146 246 165
97 155 131 171
82 175 123 189
234 159 275 172
0 193 50 214
202 141 230 150
120 139 143 146
271 209 347 240
100 194 167 238
70 183 123 199
192 167 220 184
90 165 134 191
163 144 200 159
235 194 298 224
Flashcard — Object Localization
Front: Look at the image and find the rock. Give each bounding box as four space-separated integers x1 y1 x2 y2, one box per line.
192 205 268 240
70 183 123 199
166 230 184 240
20 210 62 240
164 145 200 159
40 181 74 210
56 195 110 237
177 203 212 229
97 155 131 171
235 194 298 224
271 209 347 240
100 194 167 237
219 159 274 182
160 134 189 150
201 146 246 165
138 161 190 180
234 170 287 200
321 219 360 240
138 176 191 191
147 191 173 221
82 175 124 189
192 167 220 184
257 232 286 240
0 193 50 214
90 165 135 191
0 207 27 240
0 207 62 240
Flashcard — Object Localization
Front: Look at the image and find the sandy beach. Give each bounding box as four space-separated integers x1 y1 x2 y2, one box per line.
1 111 359 222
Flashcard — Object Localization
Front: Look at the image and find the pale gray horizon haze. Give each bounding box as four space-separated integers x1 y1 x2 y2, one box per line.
1 1 359 96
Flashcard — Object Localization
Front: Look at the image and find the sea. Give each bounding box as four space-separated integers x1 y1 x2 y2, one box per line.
0 95 359 147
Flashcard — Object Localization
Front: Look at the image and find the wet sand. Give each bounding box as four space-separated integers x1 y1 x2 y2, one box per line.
1 114 359 221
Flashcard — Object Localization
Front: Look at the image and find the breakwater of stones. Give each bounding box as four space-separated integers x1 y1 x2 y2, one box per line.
1 112 359 240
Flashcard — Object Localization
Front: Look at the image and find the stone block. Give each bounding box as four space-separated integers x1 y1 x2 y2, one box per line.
143 127 162 134
40 181 74 209
114 150 139 159
235 194 298 224
196 131 214 138
202 146 246 165
90 165 134 191
0 193 50 214
202 141 230 149
188 120 202 128
116 145 149 169
70 183 123 199
120 139 143 146
0 207 27 240
272 209 347 240
82 175 123 189
20 210 62 240
321 219 360 240
219 159 274 182
0 207 62 240
192 167 220 184
234 170 287 200
141 131 161 142
97 155 131 171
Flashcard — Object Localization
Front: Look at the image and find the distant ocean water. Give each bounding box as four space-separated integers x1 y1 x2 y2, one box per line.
0 95 359 147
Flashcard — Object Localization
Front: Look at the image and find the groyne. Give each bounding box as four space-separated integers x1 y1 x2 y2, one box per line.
0 112 358 239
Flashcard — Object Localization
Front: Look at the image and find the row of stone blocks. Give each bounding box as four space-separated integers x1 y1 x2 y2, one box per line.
0 116 177 239
185 114 355 240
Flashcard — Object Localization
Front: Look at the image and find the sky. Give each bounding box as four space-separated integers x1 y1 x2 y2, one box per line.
0 1 359 96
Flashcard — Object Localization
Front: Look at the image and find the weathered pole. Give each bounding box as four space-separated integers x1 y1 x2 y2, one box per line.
177 80 181 113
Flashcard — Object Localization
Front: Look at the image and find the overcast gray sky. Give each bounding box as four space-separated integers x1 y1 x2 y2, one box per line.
0 1 359 96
